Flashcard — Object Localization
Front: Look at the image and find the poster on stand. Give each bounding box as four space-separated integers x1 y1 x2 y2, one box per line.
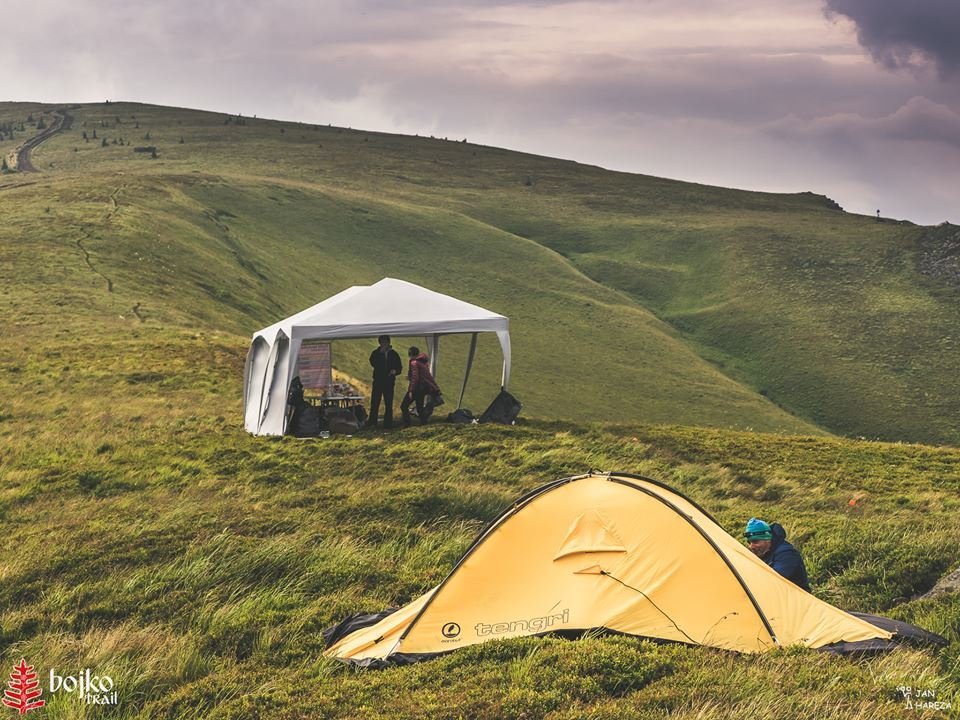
299 340 332 391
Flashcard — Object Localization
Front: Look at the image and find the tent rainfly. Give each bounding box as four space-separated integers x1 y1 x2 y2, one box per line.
244 278 511 436
324 473 945 666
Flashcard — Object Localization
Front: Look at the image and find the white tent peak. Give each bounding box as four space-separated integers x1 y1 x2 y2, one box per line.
244 279 512 436
254 279 508 345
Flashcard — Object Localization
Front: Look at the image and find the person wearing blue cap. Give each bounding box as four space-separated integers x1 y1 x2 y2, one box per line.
744 518 811 591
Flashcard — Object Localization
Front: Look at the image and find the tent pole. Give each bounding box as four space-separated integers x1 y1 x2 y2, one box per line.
458 333 478 409
426 334 439 378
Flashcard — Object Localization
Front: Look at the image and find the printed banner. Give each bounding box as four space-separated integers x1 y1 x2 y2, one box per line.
299 340 332 390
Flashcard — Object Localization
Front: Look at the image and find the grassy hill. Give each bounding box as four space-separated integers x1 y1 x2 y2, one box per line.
0 100 818 437
2 375 959 717
5 100 960 443
1 101 959 718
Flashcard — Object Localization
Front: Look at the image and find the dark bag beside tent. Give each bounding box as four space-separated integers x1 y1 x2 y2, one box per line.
447 408 474 424
353 404 368 426
287 376 305 411
479 389 521 424
327 407 361 435
291 405 323 437
288 376 323 437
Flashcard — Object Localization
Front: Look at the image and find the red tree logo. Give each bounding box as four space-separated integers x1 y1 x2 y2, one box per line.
2 659 45 715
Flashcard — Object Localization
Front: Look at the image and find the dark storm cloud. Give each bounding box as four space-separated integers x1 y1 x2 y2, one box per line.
824 0 960 78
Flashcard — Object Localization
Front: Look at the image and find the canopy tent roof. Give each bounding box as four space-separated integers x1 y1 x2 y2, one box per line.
324 473 943 666
244 278 511 436
254 278 509 344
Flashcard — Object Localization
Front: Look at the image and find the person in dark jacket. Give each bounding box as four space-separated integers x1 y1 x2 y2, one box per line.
401 346 440 427
744 518 811 591
367 335 402 428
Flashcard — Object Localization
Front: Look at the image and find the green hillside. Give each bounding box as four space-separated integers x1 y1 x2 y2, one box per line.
1 344 959 717
6 99 959 443
0 100 820 436
1 101 959 718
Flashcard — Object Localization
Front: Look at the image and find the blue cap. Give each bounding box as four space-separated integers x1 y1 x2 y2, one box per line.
745 518 773 541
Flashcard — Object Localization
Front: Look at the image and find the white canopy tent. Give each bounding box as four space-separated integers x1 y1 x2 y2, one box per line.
244 278 512 436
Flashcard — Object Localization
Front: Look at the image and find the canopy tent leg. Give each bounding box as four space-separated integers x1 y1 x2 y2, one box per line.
458 333 478 409
426 335 439 378
496 330 512 389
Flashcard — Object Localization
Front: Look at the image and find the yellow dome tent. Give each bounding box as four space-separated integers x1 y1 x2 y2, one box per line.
326 473 941 666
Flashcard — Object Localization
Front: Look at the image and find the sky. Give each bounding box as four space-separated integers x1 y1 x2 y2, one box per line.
3 0 959 225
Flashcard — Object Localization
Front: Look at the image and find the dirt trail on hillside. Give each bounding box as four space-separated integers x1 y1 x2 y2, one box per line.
12 106 75 172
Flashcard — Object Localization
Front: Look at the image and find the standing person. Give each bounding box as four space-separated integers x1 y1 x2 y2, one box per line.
744 518 811 591
367 335 402 429
401 346 441 427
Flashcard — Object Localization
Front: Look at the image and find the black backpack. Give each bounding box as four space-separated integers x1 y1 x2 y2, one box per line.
447 408 475 424
291 405 324 437
287 376 305 409
288 376 323 437
478 390 522 425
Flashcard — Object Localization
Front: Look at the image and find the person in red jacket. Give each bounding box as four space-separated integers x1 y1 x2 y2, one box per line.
401 346 440 427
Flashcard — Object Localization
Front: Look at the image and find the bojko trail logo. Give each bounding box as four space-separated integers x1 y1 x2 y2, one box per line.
3 659 118 715
3 659 45 716
48 668 117 706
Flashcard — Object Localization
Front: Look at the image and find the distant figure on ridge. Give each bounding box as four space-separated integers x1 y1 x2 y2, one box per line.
367 335 402 429
401 346 441 427
744 518 811 591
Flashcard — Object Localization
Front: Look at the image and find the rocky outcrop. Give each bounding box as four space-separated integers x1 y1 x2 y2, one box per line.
922 567 960 599
916 223 960 288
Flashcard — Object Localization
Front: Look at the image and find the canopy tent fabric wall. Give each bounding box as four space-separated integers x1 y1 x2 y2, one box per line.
244 278 511 436
324 473 943 666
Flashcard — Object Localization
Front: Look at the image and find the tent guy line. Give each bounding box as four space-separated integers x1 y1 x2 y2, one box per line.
599 569 699 646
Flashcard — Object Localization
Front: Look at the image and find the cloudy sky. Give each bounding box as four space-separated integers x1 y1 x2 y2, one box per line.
4 0 959 224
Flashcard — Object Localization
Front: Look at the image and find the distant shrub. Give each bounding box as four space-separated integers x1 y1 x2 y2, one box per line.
76 470 105 492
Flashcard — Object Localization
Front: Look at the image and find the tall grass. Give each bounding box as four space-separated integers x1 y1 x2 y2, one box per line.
0 100 958 718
